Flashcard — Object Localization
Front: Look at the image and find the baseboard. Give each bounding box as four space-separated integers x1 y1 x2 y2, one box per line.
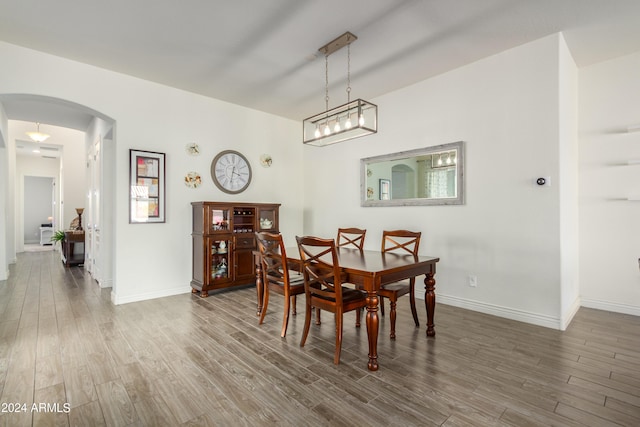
560 297 581 331
581 298 640 317
436 294 562 330
97 278 113 289
111 286 192 305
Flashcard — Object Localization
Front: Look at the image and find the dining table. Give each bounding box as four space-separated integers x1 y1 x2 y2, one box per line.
254 246 440 371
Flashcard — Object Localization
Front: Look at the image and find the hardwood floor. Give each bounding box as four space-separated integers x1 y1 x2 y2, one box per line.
1 250 639 426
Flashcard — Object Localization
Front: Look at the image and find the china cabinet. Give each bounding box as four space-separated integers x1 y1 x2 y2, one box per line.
191 201 280 297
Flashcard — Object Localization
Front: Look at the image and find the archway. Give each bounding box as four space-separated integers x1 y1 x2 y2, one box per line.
391 163 416 199
0 93 116 289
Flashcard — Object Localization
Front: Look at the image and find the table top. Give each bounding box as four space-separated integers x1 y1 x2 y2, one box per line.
286 246 439 277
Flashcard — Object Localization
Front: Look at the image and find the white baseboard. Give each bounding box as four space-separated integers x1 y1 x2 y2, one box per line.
97 278 113 289
111 286 192 305
436 294 563 330
560 297 582 331
580 298 640 317
426 294 638 330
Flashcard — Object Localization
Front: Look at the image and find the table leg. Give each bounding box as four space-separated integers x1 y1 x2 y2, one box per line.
424 269 436 337
255 261 263 316
365 291 379 371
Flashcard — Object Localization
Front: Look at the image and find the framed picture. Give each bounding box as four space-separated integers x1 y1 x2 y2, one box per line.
379 179 391 200
129 149 165 223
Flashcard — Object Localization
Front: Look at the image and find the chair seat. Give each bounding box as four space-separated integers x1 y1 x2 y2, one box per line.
314 287 366 304
379 281 411 296
288 271 305 283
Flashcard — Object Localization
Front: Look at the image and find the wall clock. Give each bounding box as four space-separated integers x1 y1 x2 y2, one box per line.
210 150 252 194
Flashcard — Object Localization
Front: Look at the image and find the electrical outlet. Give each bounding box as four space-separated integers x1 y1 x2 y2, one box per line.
468 275 477 287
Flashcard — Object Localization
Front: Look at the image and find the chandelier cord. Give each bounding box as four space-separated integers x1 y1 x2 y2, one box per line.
324 54 329 115
347 43 352 104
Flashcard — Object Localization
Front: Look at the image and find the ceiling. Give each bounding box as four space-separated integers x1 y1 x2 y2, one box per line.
2 0 640 128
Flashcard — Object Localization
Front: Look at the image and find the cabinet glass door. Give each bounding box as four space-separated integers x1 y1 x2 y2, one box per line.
209 236 232 282
209 208 230 232
257 207 277 231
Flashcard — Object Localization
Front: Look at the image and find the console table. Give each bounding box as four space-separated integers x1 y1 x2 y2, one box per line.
62 230 85 267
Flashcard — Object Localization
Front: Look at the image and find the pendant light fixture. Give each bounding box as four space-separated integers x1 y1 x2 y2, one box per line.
26 122 50 142
303 32 377 146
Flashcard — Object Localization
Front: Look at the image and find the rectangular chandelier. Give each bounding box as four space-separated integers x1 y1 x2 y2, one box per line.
303 99 377 146
302 32 377 147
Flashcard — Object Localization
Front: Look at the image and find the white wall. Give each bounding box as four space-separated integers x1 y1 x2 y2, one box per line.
303 34 573 328
2 35 638 324
0 41 303 305
579 51 640 315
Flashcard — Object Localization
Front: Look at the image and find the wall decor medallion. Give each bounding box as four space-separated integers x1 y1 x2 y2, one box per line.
185 143 200 156
211 150 252 194
184 171 202 188
259 154 273 168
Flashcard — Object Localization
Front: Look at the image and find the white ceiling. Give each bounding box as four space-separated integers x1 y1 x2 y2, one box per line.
2 0 640 127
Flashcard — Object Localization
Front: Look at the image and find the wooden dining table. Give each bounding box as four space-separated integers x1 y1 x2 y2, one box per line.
255 247 440 371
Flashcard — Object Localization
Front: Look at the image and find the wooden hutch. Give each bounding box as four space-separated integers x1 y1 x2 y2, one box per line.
191 201 280 297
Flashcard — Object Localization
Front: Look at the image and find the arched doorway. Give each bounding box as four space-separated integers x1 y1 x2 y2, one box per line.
391 163 416 199
0 94 116 289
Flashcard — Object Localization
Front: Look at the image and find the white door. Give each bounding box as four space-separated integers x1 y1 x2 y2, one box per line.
88 138 102 282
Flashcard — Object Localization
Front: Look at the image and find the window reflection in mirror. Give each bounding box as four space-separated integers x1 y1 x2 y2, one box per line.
360 141 464 207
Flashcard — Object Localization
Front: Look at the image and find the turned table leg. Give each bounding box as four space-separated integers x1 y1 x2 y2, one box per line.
424 267 436 337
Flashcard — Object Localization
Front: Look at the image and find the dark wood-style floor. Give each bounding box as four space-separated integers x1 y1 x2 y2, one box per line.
1 250 639 426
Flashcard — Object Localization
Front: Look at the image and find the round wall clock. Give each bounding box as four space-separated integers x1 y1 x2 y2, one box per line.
210 150 252 194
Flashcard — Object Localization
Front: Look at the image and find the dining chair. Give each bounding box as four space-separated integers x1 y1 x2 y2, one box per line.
337 228 367 326
378 230 422 339
255 232 305 338
296 235 368 365
336 227 367 251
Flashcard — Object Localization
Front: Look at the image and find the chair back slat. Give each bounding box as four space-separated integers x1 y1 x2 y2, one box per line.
381 230 421 258
337 227 366 251
296 236 345 304
255 232 291 287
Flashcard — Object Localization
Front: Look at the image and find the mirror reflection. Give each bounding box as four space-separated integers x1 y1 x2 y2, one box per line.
360 141 464 207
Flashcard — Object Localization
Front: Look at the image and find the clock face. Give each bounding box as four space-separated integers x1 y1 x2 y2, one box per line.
211 150 252 194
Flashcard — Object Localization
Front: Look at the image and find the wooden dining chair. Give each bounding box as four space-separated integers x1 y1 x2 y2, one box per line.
255 232 305 338
378 230 422 339
337 228 367 326
336 227 366 251
296 235 368 365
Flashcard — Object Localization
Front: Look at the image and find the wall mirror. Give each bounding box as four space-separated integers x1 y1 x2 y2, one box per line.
360 141 465 207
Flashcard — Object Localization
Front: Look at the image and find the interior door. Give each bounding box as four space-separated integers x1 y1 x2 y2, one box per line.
89 138 102 282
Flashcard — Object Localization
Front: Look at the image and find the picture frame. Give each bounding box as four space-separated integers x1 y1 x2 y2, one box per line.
379 178 391 200
129 149 165 223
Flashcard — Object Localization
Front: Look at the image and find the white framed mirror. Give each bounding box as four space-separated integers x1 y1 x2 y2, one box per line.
360 141 465 207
